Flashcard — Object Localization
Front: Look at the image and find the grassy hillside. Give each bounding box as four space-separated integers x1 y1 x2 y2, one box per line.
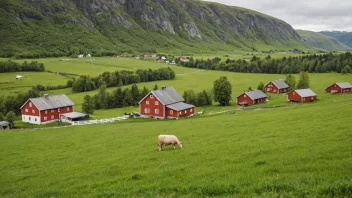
296 30 351 51
1 95 351 197
0 0 313 58
321 31 352 48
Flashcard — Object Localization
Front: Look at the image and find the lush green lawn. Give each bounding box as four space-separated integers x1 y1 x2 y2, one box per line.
1 97 351 197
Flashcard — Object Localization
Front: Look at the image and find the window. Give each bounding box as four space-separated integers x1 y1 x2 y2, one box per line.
244 95 247 98
32 110 35 113
25 109 28 112
29 102 32 107
190 109 193 112
67 107 70 111
180 111 182 115
146 101 149 105
185 110 187 114
51 110 54 113
155 101 159 105
293 92 295 95
35 118 37 121
273 89 276 92
144 108 150 113
44 117 47 121
311 97 314 100
29 117 31 121
45 110 47 114
150 95 154 99
170 110 173 115
51 115 54 119
155 109 159 114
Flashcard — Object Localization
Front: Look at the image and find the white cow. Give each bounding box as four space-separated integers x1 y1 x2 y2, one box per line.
158 135 182 151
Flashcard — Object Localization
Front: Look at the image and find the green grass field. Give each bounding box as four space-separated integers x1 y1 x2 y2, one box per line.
1 97 351 197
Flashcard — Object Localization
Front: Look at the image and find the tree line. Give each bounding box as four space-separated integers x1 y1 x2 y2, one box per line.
0 60 45 73
71 67 176 93
177 52 352 74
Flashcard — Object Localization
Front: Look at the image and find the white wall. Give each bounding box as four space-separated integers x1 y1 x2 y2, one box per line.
22 115 41 125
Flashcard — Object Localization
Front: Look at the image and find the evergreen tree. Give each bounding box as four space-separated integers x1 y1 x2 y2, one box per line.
285 74 296 91
82 95 94 114
122 89 135 107
112 88 124 108
213 76 232 106
257 82 265 92
342 65 351 74
296 71 310 89
131 84 140 105
141 86 150 100
153 84 158 90
248 86 253 91
5 111 16 124
0 112 4 121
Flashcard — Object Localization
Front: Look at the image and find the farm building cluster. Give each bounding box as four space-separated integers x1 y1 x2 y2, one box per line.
236 80 352 106
15 81 352 125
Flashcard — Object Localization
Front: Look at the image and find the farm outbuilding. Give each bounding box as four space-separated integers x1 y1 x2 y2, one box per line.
287 88 317 102
20 94 75 125
325 82 352 94
237 90 267 106
0 121 12 130
265 79 289 94
60 112 88 123
139 86 195 119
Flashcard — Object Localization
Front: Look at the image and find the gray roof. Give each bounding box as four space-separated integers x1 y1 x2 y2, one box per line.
61 112 88 119
22 94 75 110
166 102 195 111
0 121 10 126
150 87 184 105
241 90 267 100
271 80 289 89
294 89 317 97
336 82 352 89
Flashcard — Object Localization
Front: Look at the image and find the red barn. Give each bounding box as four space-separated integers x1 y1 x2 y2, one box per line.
20 94 75 124
139 86 195 119
287 88 317 102
325 82 352 93
237 90 267 106
265 79 289 94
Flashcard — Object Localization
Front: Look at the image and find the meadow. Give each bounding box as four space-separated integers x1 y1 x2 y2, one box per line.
0 96 351 197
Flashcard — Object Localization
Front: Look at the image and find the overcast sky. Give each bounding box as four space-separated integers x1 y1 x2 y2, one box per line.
202 0 352 32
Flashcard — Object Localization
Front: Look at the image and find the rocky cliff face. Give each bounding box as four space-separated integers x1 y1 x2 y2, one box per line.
0 0 309 57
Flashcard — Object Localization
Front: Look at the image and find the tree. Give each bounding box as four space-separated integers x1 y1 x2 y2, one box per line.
131 84 140 105
257 82 265 92
342 65 351 74
5 111 16 124
141 86 150 99
248 86 253 91
213 76 232 106
0 112 4 121
153 84 158 90
285 74 296 91
82 95 94 114
296 71 310 89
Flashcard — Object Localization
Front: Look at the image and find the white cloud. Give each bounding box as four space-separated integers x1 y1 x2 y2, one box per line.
202 0 352 32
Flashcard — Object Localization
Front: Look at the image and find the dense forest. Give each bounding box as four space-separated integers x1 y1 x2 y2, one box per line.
70 67 175 93
177 52 352 74
0 60 45 72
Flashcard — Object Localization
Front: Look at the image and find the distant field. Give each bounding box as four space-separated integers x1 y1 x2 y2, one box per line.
1 97 351 197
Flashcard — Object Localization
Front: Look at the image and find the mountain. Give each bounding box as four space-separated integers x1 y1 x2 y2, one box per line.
296 30 351 52
0 0 312 58
320 31 352 48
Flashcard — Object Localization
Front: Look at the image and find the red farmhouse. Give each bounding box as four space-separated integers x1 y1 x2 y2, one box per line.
265 79 289 94
20 94 75 124
325 82 352 93
287 88 317 102
237 90 267 106
139 86 195 119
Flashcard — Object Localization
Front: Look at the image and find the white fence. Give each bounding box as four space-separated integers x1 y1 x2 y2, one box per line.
72 115 129 126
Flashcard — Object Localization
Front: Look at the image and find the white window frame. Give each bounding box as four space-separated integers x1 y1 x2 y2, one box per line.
293 92 295 95
45 110 47 114
146 101 149 105
25 109 28 112
185 110 187 114
190 109 193 112
51 115 54 119
67 107 69 111
155 109 159 114
150 95 154 99
180 111 182 115
244 95 247 98
311 97 314 100
29 102 32 107
144 108 150 113
32 110 35 113
155 101 159 105
51 110 54 113
170 110 173 115
29 117 31 121
44 117 47 121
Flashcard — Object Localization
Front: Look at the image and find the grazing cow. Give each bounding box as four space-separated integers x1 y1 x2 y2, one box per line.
158 135 182 151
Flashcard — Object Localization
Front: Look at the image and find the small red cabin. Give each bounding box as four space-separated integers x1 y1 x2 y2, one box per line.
139 86 195 119
20 94 75 124
325 82 352 93
265 79 289 94
237 90 267 106
287 88 317 103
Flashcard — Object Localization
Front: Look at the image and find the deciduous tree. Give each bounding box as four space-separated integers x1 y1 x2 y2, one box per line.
213 76 232 106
